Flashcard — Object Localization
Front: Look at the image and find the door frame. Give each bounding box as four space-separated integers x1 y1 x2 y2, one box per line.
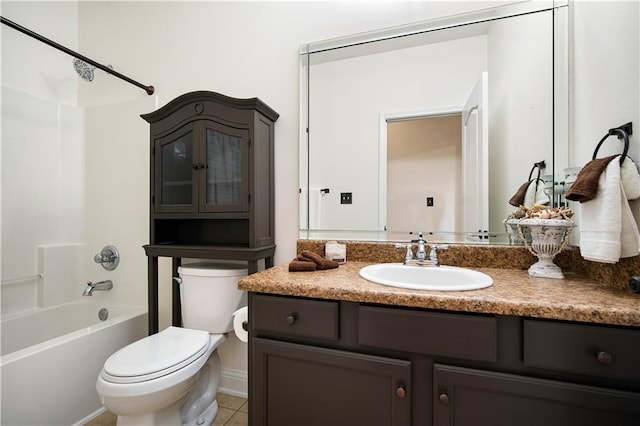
378 106 463 232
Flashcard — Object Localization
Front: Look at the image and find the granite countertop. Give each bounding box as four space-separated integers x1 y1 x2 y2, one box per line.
239 261 640 327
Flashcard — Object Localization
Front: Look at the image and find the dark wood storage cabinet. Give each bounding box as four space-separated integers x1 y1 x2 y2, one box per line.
248 293 640 426
142 92 278 333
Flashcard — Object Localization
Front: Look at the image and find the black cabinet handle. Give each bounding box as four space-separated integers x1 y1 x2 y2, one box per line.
396 385 406 398
439 392 450 405
285 314 297 325
596 350 612 365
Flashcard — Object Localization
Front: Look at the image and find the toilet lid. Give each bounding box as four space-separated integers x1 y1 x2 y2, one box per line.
101 326 210 384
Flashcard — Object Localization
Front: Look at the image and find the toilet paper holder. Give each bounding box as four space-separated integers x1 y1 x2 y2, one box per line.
233 306 249 342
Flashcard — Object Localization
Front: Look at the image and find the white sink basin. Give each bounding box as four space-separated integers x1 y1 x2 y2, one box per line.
359 263 494 291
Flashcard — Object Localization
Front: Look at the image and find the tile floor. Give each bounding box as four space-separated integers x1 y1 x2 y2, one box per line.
84 393 248 426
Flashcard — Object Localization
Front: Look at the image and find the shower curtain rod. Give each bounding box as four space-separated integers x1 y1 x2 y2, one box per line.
1 16 154 95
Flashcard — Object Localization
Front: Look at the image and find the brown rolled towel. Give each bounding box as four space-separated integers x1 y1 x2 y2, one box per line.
299 250 340 270
508 180 533 207
565 155 617 202
289 259 317 272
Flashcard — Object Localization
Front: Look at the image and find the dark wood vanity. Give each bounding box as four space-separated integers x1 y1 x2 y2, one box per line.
240 262 640 426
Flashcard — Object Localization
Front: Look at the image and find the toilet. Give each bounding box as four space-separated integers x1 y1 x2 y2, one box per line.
96 262 248 426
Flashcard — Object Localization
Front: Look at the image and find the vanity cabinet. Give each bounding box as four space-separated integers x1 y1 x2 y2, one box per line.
248 293 640 426
142 92 278 333
433 364 640 426
253 339 411 426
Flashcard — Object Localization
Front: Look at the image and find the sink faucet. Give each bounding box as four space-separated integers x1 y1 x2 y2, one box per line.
82 280 113 296
415 232 427 260
396 233 443 267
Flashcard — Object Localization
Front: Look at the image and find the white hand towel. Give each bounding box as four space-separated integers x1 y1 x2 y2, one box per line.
619 158 640 257
523 179 550 208
579 156 640 263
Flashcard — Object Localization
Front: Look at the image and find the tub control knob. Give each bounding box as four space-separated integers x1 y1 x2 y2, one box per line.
94 245 119 271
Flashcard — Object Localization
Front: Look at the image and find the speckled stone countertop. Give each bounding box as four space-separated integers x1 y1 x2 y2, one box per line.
238 241 640 327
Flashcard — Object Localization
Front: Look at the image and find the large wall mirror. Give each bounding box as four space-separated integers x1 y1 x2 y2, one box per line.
299 1 569 244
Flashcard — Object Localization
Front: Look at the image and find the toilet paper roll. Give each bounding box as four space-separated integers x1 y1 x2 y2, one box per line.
233 306 249 342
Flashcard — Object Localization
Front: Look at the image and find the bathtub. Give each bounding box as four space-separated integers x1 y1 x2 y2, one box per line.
1 300 147 425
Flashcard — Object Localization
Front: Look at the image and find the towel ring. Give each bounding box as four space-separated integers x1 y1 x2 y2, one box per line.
592 123 632 165
527 160 546 181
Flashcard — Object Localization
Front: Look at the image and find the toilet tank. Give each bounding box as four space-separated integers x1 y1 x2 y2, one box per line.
177 262 248 333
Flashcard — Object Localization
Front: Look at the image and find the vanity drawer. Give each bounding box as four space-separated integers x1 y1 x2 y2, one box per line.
251 295 339 341
524 319 640 382
358 305 497 362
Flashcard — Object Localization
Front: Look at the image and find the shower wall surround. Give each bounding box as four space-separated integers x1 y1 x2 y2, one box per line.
1 89 85 315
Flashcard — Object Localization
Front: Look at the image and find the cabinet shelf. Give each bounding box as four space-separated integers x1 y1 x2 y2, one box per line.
144 243 275 261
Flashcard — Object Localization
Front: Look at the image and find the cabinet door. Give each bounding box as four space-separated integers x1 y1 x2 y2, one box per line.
252 338 411 426
154 123 197 213
200 120 249 213
433 364 640 426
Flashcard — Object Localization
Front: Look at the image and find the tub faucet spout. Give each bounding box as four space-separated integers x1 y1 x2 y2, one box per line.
83 280 113 296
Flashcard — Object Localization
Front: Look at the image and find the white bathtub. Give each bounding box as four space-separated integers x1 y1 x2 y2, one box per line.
1 300 148 425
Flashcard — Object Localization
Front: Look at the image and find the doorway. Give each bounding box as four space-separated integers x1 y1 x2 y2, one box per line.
385 114 462 235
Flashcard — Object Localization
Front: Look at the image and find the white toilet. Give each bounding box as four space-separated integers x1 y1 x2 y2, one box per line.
96 262 248 426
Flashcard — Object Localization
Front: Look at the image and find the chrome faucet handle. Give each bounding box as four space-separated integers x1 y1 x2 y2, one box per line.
394 243 414 262
428 244 450 265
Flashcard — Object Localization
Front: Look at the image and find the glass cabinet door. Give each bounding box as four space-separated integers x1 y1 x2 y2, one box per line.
154 124 197 212
199 121 249 212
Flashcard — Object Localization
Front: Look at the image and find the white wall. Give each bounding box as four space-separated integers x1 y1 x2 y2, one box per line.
571 0 640 226
0 1 79 103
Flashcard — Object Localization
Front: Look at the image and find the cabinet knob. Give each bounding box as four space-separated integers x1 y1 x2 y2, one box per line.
596 350 612 365
395 385 406 398
285 314 297 325
439 392 450 405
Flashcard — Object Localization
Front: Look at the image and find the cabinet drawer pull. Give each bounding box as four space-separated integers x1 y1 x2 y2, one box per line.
395 385 406 398
596 350 612 365
285 314 297 325
439 392 450 405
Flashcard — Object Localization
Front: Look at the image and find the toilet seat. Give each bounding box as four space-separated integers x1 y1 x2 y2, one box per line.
101 327 216 384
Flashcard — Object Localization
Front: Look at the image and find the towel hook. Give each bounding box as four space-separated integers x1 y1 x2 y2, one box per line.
592 122 632 165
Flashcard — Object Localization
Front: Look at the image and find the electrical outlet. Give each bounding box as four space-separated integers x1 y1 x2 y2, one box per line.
341 192 353 204
427 197 434 207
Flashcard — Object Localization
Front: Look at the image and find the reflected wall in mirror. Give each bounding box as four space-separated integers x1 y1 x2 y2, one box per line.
300 2 569 244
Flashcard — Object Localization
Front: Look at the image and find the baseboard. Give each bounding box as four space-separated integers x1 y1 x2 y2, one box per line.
218 368 248 398
74 406 107 426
